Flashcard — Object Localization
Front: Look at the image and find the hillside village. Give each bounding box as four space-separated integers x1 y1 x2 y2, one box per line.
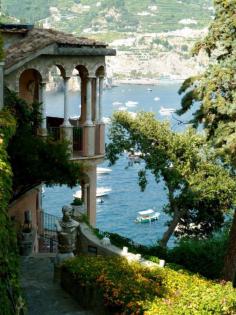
2 0 213 84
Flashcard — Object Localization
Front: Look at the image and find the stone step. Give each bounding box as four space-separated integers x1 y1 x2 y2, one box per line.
20 256 94 315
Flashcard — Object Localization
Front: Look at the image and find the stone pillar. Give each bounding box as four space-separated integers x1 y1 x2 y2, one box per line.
98 76 104 123
62 77 71 127
82 77 95 157
95 78 99 123
0 61 4 110
85 77 93 125
40 82 47 135
87 165 97 226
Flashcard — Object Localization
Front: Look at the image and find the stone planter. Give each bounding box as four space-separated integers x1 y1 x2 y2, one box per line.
19 231 34 256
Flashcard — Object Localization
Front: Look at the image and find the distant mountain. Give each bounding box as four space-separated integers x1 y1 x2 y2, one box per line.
1 0 213 83
2 0 213 34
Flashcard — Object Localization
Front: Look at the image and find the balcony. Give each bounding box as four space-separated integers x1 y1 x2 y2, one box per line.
47 121 105 161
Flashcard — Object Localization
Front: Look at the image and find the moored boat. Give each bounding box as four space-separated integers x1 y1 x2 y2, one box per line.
135 209 160 223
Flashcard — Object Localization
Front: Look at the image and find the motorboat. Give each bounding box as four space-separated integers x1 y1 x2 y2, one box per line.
112 101 123 106
159 106 176 116
125 101 138 107
97 167 112 175
73 187 111 199
154 97 160 101
147 88 152 91
135 209 160 223
102 117 111 124
128 151 142 163
118 106 128 111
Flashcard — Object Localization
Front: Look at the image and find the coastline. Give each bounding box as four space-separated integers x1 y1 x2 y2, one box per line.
113 78 185 86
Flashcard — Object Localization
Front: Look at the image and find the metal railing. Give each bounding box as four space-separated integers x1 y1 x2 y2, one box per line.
73 126 83 152
39 211 60 253
48 126 61 141
47 126 83 154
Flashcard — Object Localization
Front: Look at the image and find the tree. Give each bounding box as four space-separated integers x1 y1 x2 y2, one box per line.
178 0 236 282
106 111 236 247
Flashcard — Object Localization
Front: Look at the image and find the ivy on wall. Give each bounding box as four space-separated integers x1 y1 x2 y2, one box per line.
0 109 21 315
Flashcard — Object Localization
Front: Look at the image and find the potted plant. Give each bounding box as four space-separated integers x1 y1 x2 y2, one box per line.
71 197 85 217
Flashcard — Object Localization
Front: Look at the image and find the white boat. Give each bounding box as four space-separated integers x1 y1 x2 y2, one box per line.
97 167 112 175
73 187 111 199
128 151 142 164
112 101 123 106
154 97 160 101
135 209 160 223
102 117 111 124
128 111 137 118
125 101 138 107
118 106 128 111
147 88 152 91
159 106 176 116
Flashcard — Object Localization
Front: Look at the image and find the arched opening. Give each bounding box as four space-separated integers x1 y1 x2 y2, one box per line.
19 69 42 104
74 65 89 124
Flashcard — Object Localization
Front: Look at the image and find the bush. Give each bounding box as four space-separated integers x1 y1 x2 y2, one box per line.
167 231 228 279
61 256 163 314
62 255 236 315
71 197 83 206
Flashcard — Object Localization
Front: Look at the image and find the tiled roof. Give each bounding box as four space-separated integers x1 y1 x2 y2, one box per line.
4 27 107 69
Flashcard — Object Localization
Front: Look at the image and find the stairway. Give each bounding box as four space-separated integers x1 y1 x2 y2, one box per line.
20 254 94 315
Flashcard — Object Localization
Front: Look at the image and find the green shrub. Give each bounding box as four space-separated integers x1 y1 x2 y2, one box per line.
167 231 228 279
0 109 21 315
71 197 83 206
62 255 236 315
62 256 163 314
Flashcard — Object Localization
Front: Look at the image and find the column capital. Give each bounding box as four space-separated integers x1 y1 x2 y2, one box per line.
63 76 71 81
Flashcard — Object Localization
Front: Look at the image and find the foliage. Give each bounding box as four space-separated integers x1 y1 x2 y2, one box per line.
106 111 236 246
62 255 236 315
4 89 85 192
0 34 4 61
178 0 236 162
178 0 236 282
168 230 228 279
71 197 83 206
0 109 22 315
62 255 163 314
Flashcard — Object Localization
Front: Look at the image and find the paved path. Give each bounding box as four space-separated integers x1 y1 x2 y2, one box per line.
20 254 94 315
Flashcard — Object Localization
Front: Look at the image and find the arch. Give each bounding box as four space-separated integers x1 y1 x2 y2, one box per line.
75 65 89 79
95 64 106 77
19 68 42 103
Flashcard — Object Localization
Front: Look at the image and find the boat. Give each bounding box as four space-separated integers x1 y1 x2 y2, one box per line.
135 209 160 223
128 151 142 164
73 187 111 199
102 117 111 124
118 106 128 111
125 101 138 107
112 101 123 106
154 97 160 101
147 88 152 91
97 167 112 175
159 106 176 116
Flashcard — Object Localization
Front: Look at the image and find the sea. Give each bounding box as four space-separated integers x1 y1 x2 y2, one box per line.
43 83 197 247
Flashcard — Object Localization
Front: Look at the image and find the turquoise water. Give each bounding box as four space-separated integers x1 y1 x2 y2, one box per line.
43 83 194 246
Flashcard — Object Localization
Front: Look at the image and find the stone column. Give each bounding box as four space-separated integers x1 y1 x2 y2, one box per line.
98 76 104 123
40 82 47 135
62 77 71 127
0 61 4 110
82 77 95 157
87 165 97 226
85 77 93 125
95 78 99 123
61 77 73 156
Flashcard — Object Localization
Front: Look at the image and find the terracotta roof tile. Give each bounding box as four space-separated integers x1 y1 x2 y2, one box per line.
4 27 107 69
